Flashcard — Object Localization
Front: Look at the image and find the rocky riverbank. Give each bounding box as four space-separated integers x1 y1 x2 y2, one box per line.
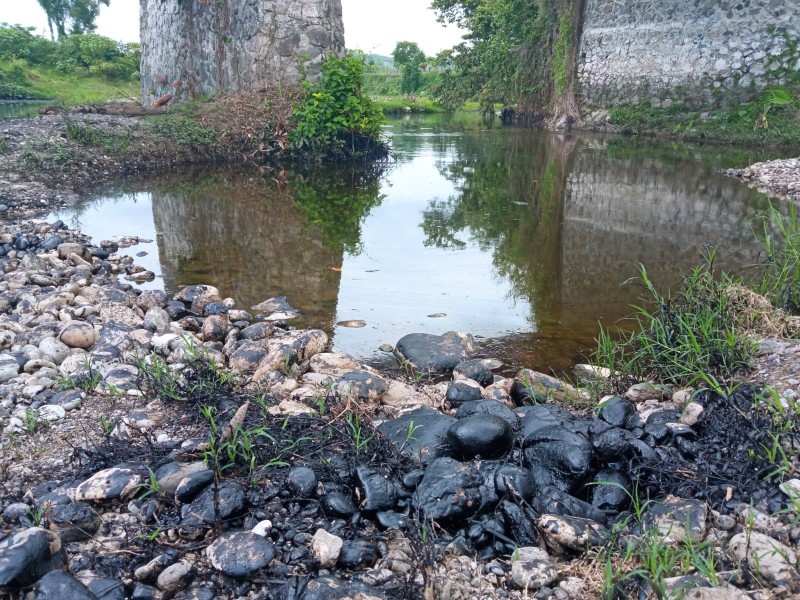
724 157 800 203
0 216 799 600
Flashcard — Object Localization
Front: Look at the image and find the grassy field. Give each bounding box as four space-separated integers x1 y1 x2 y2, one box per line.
21 67 139 105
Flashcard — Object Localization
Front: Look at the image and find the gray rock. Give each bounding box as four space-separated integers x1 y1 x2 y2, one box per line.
643 496 708 543
201 314 229 342
37 404 66 421
229 342 267 375
206 531 275 577
729 531 798 586
143 307 171 333
85 577 126 600
309 352 360 376
38 337 70 365
0 527 66 587
377 406 456 464
538 514 607 552
154 461 210 497
34 570 98 599
136 289 168 311
453 359 493 387
180 483 244 533
49 502 101 542
75 465 146 502
336 370 388 401
447 414 513 460
156 561 196 594
287 466 318 497
395 331 477 373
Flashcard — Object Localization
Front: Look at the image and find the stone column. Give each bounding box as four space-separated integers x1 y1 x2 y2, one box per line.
139 0 345 104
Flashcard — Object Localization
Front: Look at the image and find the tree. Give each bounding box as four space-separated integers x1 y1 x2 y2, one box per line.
36 0 109 40
392 41 427 95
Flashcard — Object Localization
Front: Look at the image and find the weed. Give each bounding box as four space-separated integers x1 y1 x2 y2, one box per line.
99 414 117 437
137 468 162 500
345 412 374 456
593 254 753 390
28 505 45 527
151 103 217 149
756 202 800 315
24 409 44 435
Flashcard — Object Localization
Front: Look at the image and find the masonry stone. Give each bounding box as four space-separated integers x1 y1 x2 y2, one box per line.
139 0 345 104
578 0 800 109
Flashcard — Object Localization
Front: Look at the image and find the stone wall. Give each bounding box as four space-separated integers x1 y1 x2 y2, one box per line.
139 0 345 104
578 0 800 108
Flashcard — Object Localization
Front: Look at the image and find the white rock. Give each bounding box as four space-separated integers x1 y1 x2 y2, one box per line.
729 532 798 585
251 520 273 537
38 405 66 421
780 478 800 500
311 529 343 568
510 547 556 591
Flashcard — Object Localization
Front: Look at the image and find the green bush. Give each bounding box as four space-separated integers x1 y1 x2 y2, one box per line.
0 59 36 100
290 52 385 158
55 34 140 80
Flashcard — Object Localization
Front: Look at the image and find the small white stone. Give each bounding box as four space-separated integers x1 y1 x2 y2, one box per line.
251 520 273 537
311 529 343 568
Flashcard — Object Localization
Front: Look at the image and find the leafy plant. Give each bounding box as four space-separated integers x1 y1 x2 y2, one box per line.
757 202 800 315
345 412 374 456
289 52 386 158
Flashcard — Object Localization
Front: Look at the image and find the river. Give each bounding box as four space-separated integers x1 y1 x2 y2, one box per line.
47 113 787 374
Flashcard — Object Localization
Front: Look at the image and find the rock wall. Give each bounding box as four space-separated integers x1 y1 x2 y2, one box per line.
578 0 800 108
139 0 345 104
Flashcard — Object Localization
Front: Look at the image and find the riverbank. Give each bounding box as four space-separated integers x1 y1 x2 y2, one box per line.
0 214 799 599
1 110 800 598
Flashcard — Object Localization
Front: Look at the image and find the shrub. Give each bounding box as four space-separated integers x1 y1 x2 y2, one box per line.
55 34 140 80
0 24 56 64
290 52 386 158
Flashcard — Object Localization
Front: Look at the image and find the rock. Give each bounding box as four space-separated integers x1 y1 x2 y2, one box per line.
597 396 634 427
453 359 493 387
416 457 483 523
251 520 272 537
143 307 170 333
356 466 397 512
229 343 267 375
156 561 196 594
494 465 535 502
447 415 513 460
0 527 66 587
154 461 210 497
531 486 607 524
588 469 630 512
85 577 126 600
445 380 483 407
509 546 557 591
643 497 708 543
206 531 275 577
681 401 705 426
34 570 98 599
729 531 798 586
336 319 366 328
180 483 245 533
455 399 518 427
303 576 387 600
286 466 318 497
136 290 168 311
251 296 297 316
394 331 478 373
201 314 229 342
523 424 592 494
252 329 328 379
625 382 672 402
38 404 66 421
376 407 455 464
48 501 101 542
75 465 145 502
38 337 70 365
337 540 379 569
175 469 215 504
312 529 343 567
511 370 584 404
322 491 357 518
59 322 97 349
538 514 607 552
309 352 360 376
239 322 275 342
336 370 388 401
574 363 611 384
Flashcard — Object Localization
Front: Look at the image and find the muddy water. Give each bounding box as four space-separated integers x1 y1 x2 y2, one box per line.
48 114 787 373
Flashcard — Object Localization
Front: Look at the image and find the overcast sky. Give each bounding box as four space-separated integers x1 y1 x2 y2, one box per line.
0 0 465 56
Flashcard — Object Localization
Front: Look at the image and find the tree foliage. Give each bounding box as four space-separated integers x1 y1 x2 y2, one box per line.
392 41 427 95
430 0 581 121
36 0 110 40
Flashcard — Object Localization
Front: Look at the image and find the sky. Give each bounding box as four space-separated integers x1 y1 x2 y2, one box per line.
0 0 465 56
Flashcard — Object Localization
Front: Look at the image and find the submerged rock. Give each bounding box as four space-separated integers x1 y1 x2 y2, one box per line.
394 331 477 373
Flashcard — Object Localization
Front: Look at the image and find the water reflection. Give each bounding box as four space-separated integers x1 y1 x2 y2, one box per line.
47 115 783 372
